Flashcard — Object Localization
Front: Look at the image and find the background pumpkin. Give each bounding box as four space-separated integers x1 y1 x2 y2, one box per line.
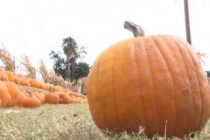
45 93 59 104
29 79 41 88
17 92 27 106
4 81 21 106
6 71 15 82
21 96 41 108
0 81 11 107
86 21 210 138
0 68 8 81
32 92 45 103
58 92 71 104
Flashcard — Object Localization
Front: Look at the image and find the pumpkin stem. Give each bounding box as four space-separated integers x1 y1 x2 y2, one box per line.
124 21 145 37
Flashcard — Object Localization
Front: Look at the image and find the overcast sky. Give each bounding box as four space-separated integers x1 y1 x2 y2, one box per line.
0 0 210 73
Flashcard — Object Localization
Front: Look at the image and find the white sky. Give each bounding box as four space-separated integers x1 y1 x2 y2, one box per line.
0 0 210 73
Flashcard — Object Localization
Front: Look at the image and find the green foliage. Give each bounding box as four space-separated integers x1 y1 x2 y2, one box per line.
62 37 77 56
62 37 87 60
49 36 89 81
61 37 87 81
49 50 66 79
74 62 90 80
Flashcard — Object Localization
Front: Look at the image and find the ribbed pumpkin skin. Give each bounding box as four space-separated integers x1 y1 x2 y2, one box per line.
86 35 210 138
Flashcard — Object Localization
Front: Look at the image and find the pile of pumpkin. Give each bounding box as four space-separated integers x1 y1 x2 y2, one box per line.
0 68 88 108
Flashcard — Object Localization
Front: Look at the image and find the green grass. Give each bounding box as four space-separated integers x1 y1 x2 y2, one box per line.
0 104 210 140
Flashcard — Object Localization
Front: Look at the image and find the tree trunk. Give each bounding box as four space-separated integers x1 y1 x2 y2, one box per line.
70 58 75 81
66 56 71 80
81 77 87 94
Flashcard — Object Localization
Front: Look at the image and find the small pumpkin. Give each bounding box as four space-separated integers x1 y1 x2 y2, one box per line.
32 92 46 103
21 95 41 108
40 83 50 91
14 74 29 86
17 92 27 106
4 81 21 106
53 85 63 92
29 79 41 88
0 68 8 81
86 21 210 138
45 93 59 104
0 81 11 107
6 71 15 82
58 92 71 104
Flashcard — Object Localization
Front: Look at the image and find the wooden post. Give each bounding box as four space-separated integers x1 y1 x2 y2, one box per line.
184 0 192 45
13 56 15 72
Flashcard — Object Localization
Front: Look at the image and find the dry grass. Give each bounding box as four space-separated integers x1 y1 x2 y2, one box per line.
47 70 72 90
38 59 73 90
39 59 49 83
0 104 210 140
17 84 48 93
196 50 207 65
0 44 14 71
0 104 105 140
20 55 36 79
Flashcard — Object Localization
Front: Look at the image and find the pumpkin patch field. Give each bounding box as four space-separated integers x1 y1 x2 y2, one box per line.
0 67 210 139
1 58 210 139
1 22 210 139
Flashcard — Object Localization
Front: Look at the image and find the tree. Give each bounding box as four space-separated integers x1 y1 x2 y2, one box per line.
49 50 66 79
61 37 87 81
49 36 88 81
74 62 90 80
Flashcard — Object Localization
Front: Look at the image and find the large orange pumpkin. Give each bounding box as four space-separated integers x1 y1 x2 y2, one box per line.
86 21 210 138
